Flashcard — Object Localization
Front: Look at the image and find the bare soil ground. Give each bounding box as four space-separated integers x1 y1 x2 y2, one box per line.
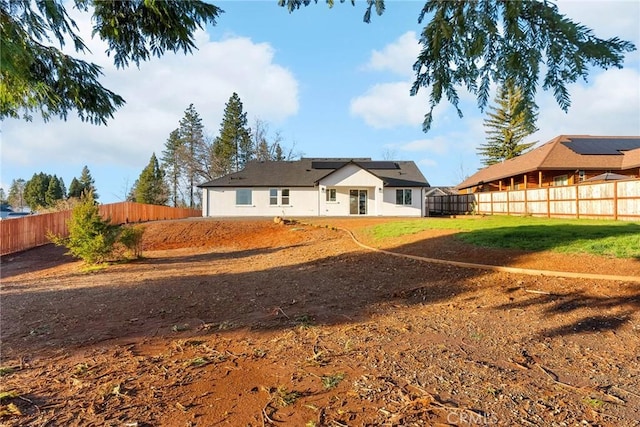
1 217 639 426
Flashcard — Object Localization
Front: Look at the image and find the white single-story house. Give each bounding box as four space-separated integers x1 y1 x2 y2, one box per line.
199 158 430 217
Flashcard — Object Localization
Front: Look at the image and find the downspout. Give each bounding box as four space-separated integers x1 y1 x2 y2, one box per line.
203 188 209 217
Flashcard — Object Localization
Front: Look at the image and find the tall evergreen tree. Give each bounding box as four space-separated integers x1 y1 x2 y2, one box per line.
213 93 252 174
0 188 7 206
58 176 66 199
177 104 206 208
45 175 65 206
478 82 539 166
254 121 271 162
78 166 98 200
132 153 168 205
252 119 289 162
24 172 51 209
161 129 184 207
8 179 26 211
68 177 83 199
274 143 285 161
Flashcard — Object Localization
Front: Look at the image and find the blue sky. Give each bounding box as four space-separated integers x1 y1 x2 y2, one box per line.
2 0 639 204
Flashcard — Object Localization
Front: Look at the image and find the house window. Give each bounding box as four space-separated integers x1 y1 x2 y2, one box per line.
269 188 290 206
553 175 568 186
396 189 412 205
326 188 337 202
236 189 252 205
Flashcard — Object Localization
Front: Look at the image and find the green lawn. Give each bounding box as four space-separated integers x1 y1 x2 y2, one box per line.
365 216 640 259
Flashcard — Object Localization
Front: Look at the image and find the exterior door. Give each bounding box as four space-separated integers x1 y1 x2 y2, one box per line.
349 189 367 215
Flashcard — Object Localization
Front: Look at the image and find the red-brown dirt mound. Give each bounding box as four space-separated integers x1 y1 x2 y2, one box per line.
140 218 304 251
1 218 638 426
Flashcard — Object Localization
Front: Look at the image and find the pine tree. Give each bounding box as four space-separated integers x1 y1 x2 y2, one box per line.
177 104 206 208
50 191 119 264
274 143 285 161
161 129 184 207
132 153 168 205
252 119 286 162
45 175 65 206
68 178 83 199
8 179 26 211
478 82 538 166
23 173 67 209
78 166 98 200
58 176 66 199
213 93 252 174
24 172 51 209
0 188 7 206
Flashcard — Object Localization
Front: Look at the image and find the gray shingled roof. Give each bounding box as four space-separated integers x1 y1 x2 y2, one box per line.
199 158 430 188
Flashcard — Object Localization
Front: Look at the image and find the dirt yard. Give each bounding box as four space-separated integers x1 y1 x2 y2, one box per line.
1 217 639 426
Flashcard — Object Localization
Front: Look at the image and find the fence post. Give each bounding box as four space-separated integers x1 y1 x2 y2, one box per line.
575 185 580 219
614 181 618 221
546 187 550 218
490 191 494 215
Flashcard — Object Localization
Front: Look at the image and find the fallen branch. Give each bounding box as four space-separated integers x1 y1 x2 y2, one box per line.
613 386 640 399
537 364 626 404
262 406 276 426
524 289 552 295
536 364 583 391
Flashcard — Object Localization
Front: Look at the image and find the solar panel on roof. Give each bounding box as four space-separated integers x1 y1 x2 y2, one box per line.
311 160 400 170
358 161 399 169
563 137 640 155
311 161 348 169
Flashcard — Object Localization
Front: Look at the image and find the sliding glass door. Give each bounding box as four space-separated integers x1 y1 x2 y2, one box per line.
349 189 367 215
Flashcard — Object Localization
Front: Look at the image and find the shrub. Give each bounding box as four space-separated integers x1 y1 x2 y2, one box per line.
49 191 120 264
118 225 145 259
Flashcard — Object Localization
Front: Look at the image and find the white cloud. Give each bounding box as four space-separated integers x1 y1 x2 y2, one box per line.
350 81 427 128
398 138 449 155
350 32 426 129
556 1 640 49
532 68 640 143
365 31 421 77
2 14 299 171
418 158 438 168
352 29 486 130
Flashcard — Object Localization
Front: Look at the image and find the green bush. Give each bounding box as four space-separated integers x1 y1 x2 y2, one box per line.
49 191 120 264
118 225 145 259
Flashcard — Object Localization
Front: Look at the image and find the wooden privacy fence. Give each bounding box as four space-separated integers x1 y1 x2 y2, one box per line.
426 179 640 221
0 202 201 256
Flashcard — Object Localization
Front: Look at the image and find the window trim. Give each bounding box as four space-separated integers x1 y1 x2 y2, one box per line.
269 188 291 206
326 188 337 202
269 188 278 205
395 188 412 205
553 175 568 187
236 189 252 206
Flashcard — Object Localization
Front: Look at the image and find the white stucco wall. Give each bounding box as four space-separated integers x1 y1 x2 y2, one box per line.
201 164 426 217
320 164 382 187
203 187 319 217
318 187 379 216
380 188 424 217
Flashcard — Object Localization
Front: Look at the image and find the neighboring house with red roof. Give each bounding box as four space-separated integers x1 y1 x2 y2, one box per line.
456 135 640 193
199 158 430 217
